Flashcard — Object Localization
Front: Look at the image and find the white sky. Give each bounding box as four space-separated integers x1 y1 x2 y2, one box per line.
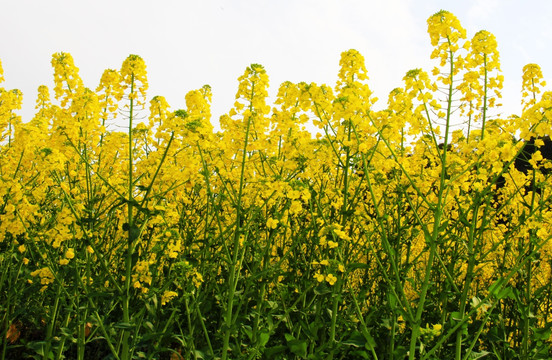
1 0 551 131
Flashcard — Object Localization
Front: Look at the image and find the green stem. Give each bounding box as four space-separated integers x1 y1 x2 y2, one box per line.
122 73 135 360
455 200 481 359
481 54 488 140
522 171 537 358
409 43 455 360
221 85 255 360
44 284 63 360
195 296 214 357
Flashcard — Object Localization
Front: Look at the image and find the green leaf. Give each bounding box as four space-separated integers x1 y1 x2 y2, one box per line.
342 331 365 347
364 331 377 350
451 311 463 321
287 339 307 358
193 350 206 359
284 333 295 342
468 350 491 359
59 327 73 338
264 345 287 358
259 330 270 347
497 287 513 300
350 350 370 359
144 321 154 331
113 322 135 330
314 284 331 295
242 325 253 341
488 279 512 299
26 341 54 359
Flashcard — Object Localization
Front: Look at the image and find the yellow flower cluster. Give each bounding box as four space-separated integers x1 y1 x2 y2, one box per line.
51 52 83 107
427 10 467 67
161 290 178 306
120 54 148 105
522 63 547 111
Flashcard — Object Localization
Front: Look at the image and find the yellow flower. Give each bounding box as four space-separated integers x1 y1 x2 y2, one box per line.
427 10 466 46
120 54 148 106
51 52 83 107
96 68 123 119
192 271 203 288
65 248 75 259
266 218 279 229
327 240 338 249
326 273 338 286
314 272 325 283
522 63 546 110
161 291 178 306
30 267 55 285
333 229 351 241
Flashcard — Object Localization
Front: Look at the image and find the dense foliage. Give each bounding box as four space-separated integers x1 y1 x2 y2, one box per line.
1 10 551 360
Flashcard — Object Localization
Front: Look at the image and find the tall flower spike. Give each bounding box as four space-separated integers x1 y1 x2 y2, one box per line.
0 88 23 145
148 95 171 143
337 49 369 85
458 30 503 138
334 49 374 128
70 87 100 135
522 63 546 111
148 95 170 129
35 85 50 110
336 50 372 99
427 10 467 68
51 52 83 107
470 30 500 69
227 63 270 128
29 85 52 132
387 87 412 135
97 69 124 121
120 54 148 107
0 58 4 84
402 68 439 136
234 63 270 115
185 85 213 134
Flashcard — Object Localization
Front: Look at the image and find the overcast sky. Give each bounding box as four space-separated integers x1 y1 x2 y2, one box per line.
1 0 551 131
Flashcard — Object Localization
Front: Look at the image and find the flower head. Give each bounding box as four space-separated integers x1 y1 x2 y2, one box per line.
161 290 178 306
427 11 467 68
51 52 83 107
522 63 546 110
120 54 148 106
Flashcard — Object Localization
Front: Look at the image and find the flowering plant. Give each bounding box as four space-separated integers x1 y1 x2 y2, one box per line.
0 11 551 360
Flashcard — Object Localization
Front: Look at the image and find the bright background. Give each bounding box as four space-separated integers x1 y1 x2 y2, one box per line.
1 0 551 131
